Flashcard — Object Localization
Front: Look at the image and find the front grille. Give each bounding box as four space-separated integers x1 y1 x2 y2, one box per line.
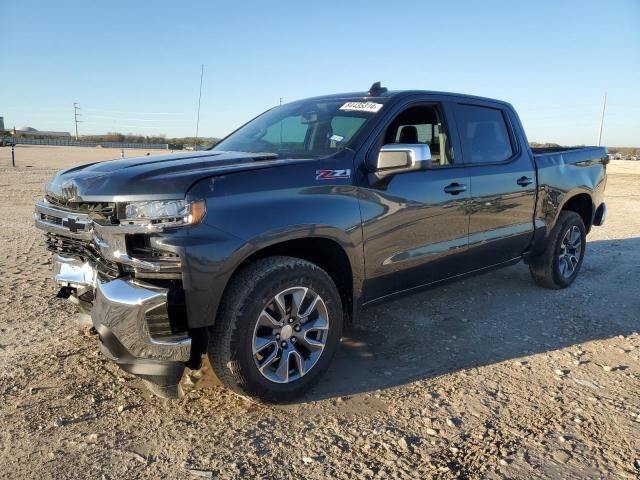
41 213 63 226
45 195 116 219
46 233 120 281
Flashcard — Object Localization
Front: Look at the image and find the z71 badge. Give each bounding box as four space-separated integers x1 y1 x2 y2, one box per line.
315 169 351 180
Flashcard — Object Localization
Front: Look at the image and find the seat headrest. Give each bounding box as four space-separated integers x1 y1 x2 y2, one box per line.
399 125 418 144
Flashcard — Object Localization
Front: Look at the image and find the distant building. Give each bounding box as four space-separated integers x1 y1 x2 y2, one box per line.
11 126 70 137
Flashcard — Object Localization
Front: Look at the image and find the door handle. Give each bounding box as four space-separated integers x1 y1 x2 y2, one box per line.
517 176 533 187
444 183 467 195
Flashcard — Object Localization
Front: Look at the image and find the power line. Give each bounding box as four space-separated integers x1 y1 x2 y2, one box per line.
85 115 166 122
85 109 183 115
73 102 82 140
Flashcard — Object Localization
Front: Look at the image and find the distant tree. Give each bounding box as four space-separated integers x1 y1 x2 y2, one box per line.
77 132 219 148
608 147 640 156
529 142 562 148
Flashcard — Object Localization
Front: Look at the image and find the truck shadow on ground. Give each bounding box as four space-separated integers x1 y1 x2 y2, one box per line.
304 237 640 402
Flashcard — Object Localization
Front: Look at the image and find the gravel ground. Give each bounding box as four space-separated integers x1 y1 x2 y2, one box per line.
0 144 170 169
0 149 639 479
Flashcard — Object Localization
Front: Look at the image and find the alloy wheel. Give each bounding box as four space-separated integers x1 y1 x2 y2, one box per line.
252 287 329 383
558 225 582 278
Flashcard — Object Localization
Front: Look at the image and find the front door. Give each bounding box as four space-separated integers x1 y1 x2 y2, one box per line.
359 102 471 302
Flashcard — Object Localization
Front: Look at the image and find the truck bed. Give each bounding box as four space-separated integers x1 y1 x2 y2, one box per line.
530 146 581 153
531 145 607 238
532 146 608 165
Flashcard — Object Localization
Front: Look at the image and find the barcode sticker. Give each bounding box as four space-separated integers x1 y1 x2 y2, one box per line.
339 102 383 113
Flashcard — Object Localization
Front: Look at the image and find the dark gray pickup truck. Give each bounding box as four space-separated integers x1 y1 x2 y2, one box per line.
35 83 607 402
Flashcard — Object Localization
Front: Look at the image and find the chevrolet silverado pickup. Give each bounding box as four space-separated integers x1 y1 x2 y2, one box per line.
35 83 608 402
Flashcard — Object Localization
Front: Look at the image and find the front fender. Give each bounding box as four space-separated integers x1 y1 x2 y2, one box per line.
171 166 364 329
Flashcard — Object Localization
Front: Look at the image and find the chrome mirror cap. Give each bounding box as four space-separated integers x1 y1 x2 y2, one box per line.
376 144 432 171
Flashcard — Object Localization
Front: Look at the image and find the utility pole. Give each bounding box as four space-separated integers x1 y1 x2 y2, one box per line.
279 97 283 106
597 93 607 147
194 64 204 150
73 102 81 140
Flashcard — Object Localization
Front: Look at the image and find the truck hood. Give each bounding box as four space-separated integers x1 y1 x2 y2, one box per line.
45 150 302 202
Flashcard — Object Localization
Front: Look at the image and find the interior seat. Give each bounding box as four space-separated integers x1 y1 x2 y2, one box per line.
398 125 418 144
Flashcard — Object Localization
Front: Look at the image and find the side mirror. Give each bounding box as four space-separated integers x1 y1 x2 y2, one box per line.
376 144 432 172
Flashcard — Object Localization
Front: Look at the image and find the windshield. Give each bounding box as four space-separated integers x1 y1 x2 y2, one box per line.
213 98 387 158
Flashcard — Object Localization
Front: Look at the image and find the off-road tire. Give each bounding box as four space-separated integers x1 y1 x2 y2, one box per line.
529 211 587 289
209 256 343 403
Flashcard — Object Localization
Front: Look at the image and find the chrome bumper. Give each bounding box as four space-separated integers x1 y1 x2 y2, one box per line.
52 255 191 362
37 197 190 364
92 278 191 363
53 255 97 290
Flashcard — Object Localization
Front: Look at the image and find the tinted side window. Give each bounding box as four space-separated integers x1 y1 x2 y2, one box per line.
382 104 452 167
455 104 514 163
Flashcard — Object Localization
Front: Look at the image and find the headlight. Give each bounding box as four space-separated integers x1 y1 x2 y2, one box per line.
122 199 207 226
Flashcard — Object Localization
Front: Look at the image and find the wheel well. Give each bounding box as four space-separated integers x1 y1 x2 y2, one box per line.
562 194 593 231
234 238 354 323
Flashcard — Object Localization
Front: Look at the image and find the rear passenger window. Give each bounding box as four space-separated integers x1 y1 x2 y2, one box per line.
455 104 514 163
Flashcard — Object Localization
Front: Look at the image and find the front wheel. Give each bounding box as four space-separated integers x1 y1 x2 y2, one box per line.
529 211 587 289
209 256 343 403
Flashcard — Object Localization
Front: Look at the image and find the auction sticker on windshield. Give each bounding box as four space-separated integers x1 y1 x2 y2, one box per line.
339 102 383 113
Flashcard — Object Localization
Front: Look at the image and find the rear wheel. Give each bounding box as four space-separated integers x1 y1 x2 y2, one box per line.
209 256 343 403
529 211 586 289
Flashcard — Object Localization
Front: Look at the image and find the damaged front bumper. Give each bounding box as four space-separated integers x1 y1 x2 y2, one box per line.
93 277 190 387
36 200 191 393
92 276 190 363
51 253 190 385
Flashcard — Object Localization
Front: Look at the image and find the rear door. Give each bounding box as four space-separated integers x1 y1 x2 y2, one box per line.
358 98 471 302
452 102 536 268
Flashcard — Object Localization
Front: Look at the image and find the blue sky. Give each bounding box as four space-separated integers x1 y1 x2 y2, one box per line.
1 0 638 146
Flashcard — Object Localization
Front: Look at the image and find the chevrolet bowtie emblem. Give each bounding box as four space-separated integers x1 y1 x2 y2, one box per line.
62 217 83 233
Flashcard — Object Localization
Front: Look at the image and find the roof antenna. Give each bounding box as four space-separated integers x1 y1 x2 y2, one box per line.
368 82 387 96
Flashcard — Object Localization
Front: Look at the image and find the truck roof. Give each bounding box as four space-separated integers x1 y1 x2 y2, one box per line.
304 86 513 108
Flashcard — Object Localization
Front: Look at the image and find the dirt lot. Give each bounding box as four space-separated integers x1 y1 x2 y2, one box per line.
0 147 638 479
0 144 171 169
